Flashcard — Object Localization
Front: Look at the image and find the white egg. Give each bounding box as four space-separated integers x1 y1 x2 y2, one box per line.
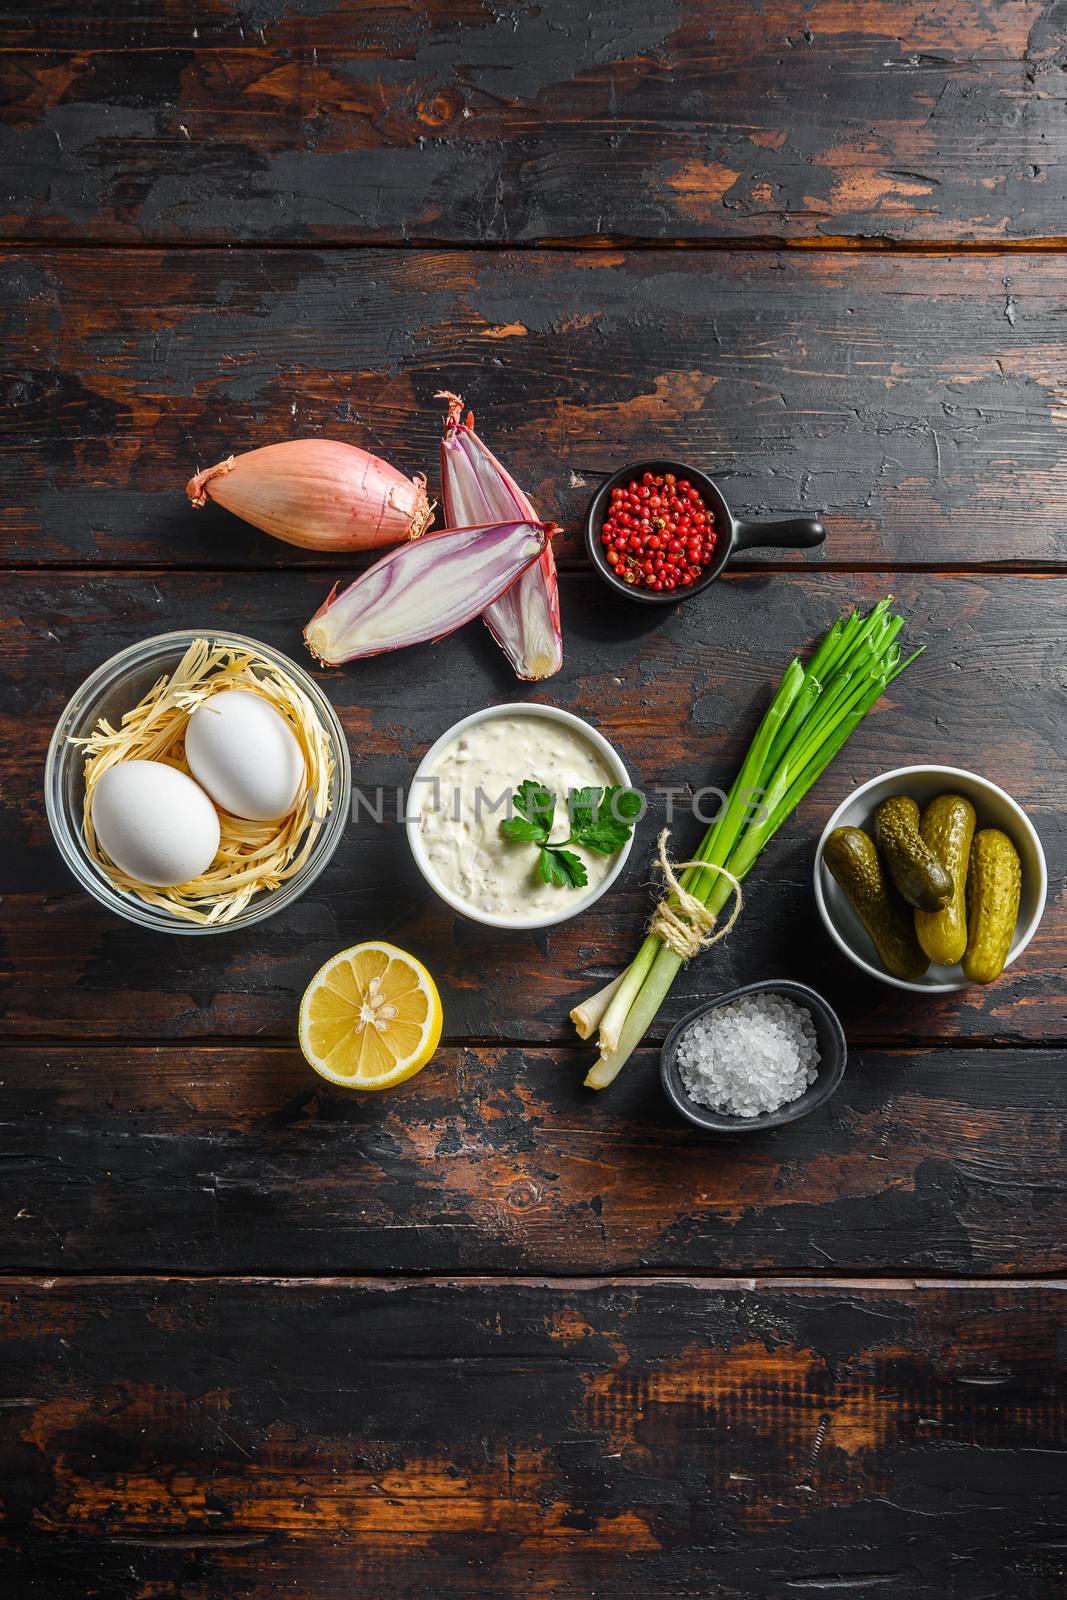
91 760 221 887
184 689 304 821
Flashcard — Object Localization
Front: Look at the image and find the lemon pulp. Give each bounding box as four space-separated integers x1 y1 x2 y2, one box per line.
299 941 442 1089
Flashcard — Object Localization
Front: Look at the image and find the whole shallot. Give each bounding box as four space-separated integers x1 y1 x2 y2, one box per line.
187 439 433 552
304 519 553 666
438 393 563 680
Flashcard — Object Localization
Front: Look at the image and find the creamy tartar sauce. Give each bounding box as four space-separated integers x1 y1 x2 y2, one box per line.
414 712 620 922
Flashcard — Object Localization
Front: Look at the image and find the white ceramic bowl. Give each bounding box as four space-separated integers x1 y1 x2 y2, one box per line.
406 703 635 930
814 765 1047 993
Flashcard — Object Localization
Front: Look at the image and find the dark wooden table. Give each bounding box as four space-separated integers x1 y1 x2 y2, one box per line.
2 4 1065 1596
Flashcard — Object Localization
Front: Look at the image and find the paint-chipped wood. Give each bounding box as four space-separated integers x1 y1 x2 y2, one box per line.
4 8 1067 1583
2 1043 1065 1276
5 570 1063 1043
1 1 1065 244
1 1277 1063 1597
5 248 1067 568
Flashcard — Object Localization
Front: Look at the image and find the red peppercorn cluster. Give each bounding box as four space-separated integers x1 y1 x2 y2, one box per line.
599 472 717 591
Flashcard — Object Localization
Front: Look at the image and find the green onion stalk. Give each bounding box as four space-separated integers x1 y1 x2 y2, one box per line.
573 599 924 1088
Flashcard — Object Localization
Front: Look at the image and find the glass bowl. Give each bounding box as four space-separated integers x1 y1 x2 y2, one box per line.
44 629 351 935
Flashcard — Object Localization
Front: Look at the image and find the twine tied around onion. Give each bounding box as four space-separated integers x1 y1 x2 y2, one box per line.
649 828 743 961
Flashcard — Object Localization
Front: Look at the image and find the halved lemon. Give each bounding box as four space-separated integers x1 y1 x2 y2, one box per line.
299 941 443 1090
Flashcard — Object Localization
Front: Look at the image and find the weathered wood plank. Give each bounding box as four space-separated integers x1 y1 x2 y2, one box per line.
3 570 1063 1043
1 1277 1063 1598
5 248 1067 567
2 1043 1065 1276
2 1 1065 244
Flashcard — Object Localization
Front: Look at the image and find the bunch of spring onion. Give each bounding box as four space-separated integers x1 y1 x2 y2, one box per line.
572 598 924 1088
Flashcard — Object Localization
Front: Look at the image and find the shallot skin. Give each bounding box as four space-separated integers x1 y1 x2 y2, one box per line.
186 439 432 552
438 392 563 680
304 519 553 667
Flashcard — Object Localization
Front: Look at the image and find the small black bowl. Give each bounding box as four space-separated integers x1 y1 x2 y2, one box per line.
584 459 825 604
660 979 846 1133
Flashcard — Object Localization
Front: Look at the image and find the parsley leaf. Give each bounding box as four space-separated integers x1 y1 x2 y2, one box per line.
498 775 642 893
539 847 588 889
608 786 644 822
568 786 601 835
570 785 644 855
512 778 555 840
499 816 549 844
572 822 629 857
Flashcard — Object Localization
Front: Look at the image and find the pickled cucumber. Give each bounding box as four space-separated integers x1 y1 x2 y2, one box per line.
963 828 1021 985
914 793 976 966
824 826 929 981
875 794 953 911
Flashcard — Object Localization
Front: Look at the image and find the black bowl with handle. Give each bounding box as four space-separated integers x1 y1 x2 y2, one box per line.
584 458 826 604
660 979 846 1133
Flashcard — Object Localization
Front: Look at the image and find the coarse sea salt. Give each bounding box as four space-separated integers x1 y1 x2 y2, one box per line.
676 993 820 1119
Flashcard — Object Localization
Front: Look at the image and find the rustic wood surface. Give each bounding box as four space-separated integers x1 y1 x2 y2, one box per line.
3 1 1066 245
1 1278 1064 1600
5 248 1067 569
3 1044 1066 1275
2 1 1065 1595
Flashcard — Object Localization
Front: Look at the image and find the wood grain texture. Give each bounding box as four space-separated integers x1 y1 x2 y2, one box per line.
5 570 1063 1044
4 5 1065 1587
2 1 1065 245
1 1277 1064 1598
5 247 1067 568
2 1043 1066 1276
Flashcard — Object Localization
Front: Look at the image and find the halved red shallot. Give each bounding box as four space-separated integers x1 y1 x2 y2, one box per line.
187 439 433 552
438 393 562 680
304 519 553 667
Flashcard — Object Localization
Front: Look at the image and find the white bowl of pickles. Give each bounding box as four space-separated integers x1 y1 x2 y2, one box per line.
814 765 1047 993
